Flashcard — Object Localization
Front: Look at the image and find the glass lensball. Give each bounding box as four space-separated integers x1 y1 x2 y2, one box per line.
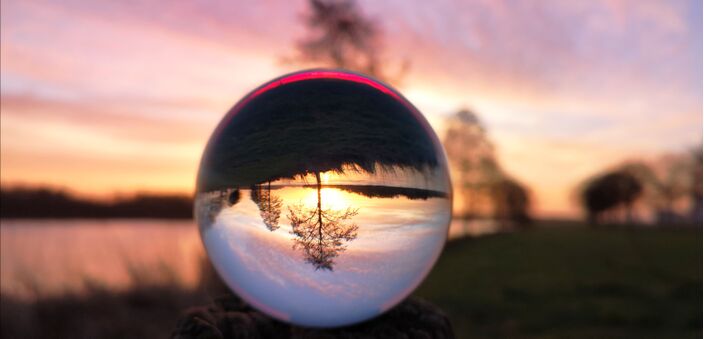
195 70 451 328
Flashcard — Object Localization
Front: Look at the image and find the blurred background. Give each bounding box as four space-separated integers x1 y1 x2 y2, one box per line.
1 0 701 338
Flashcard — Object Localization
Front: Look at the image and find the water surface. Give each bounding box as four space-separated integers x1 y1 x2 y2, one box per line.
0 217 491 300
0 220 203 299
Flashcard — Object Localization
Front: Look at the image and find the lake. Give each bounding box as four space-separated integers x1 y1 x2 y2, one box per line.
0 220 204 299
0 218 495 300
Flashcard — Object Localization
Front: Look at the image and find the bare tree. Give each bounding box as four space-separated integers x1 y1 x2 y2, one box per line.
251 182 283 231
289 0 407 83
288 172 358 270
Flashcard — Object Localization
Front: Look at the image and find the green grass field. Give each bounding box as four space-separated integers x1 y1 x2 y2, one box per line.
414 225 702 339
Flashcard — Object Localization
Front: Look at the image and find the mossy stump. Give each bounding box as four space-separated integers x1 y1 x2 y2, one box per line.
172 294 454 339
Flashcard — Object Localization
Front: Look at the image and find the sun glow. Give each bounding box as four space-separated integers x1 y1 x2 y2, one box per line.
303 188 351 210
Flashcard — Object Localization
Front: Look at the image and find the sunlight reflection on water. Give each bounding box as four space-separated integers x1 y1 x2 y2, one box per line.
0 220 204 300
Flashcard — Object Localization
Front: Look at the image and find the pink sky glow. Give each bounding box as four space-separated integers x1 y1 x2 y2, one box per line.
1 0 701 217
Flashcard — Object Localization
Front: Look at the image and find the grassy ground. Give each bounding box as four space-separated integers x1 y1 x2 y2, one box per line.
414 225 703 339
1 283 208 339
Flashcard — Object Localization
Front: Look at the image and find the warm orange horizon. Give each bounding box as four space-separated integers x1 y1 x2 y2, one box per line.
1 0 701 218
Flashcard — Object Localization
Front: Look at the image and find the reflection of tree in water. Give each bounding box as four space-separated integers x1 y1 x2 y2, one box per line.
288 172 358 271
250 182 283 231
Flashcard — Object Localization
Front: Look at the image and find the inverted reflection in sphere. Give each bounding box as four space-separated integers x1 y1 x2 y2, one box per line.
195 70 451 328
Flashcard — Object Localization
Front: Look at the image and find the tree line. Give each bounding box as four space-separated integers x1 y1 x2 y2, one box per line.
0 187 193 219
579 148 702 226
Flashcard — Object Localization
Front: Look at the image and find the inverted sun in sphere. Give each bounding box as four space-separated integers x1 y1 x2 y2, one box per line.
195 69 452 328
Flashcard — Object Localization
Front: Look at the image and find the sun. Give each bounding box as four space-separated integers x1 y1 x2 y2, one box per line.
303 187 350 210
322 188 350 209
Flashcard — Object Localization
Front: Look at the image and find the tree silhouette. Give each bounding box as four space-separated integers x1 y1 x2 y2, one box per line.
443 110 501 219
1 187 193 219
619 148 702 224
442 109 533 230
687 146 702 222
290 0 407 83
581 170 643 225
250 182 283 231
491 178 531 228
288 172 358 270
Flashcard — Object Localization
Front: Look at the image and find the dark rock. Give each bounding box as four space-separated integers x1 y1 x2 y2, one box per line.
172 294 454 339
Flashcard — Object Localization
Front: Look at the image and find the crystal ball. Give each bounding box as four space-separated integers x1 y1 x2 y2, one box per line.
195 70 451 327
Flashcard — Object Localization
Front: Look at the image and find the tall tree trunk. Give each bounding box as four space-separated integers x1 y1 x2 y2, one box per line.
315 172 323 252
267 181 271 207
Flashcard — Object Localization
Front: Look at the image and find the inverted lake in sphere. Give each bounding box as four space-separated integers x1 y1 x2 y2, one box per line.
197 185 451 327
194 70 455 327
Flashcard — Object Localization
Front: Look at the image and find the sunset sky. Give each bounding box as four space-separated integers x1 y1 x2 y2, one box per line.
1 0 701 217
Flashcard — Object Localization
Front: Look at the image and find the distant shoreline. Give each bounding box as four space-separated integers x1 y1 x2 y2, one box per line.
302 184 448 200
1 188 193 220
0 217 194 221
234 183 448 200
1 184 449 220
